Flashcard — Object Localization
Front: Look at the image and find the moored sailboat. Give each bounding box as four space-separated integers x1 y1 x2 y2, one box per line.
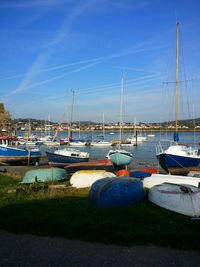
106 77 133 166
156 22 200 175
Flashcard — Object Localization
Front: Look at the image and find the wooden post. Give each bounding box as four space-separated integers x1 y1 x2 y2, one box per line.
135 130 138 146
27 149 31 166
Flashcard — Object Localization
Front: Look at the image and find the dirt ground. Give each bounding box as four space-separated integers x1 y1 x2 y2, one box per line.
0 231 200 267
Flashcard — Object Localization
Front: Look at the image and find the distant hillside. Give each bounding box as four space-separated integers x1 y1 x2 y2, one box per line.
151 118 200 127
11 117 200 127
11 118 200 129
12 118 97 126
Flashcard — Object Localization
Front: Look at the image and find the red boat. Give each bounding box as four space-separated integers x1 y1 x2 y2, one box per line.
65 159 115 175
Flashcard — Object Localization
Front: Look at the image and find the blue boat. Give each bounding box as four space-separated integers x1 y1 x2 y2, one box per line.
156 143 200 175
46 148 89 167
106 148 133 166
0 136 41 165
89 176 146 208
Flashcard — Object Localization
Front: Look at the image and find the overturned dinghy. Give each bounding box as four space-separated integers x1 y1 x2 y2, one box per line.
21 167 67 183
89 177 146 208
70 170 116 188
148 183 200 217
143 174 200 189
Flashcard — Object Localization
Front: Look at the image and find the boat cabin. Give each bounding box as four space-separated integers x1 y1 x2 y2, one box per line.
0 136 19 147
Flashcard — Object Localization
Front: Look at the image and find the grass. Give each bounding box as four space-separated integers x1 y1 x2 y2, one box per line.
0 173 200 251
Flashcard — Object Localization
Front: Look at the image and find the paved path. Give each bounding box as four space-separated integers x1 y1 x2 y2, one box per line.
0 231 200 266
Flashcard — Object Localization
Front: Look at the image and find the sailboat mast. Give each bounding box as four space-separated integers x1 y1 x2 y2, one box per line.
119 77 124 143
102 113 105 139
175 22 179 133
69 90 75 140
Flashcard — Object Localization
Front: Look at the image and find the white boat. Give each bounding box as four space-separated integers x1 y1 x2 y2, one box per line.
91 114 112 147
143 173 200 189
156 22 200 175
43 140 60 147
148 183 200 217
126 120 147 144
70 170 116 188
126 135 147 143
91 140 112 147
69 140 87 146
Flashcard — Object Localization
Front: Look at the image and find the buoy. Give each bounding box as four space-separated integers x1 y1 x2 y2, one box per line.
117 169 130 176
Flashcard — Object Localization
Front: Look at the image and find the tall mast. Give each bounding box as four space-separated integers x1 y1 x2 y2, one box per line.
69 89 75 140
102 113 105 139
119 77 124 143
175 22 179 133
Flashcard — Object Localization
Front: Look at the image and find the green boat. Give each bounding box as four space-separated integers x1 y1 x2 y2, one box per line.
21 167 67 184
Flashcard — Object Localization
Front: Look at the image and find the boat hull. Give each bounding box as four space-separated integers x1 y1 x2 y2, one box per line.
0 146 41 164
65 159 115 175
148 183 200 217
22 167 67 183
157 153 200 175
70 170 116 188
109 152 132 166
46 151 89 167
89 177 146 208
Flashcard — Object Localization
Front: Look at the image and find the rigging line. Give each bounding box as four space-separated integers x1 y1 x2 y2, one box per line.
179 48 192 119
100 64 164 74
76 75 163 95
76 73 162 93
75 83 161 97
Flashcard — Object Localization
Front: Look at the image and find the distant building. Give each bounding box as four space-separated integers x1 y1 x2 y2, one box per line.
0 103 12 135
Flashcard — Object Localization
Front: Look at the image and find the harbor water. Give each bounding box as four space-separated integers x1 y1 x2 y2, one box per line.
35 131 200 171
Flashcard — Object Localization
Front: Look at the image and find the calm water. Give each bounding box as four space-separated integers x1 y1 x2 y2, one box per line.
37 131 200 170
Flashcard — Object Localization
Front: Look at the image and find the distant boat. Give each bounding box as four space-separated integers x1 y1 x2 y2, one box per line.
0 136 41 165
90 140 112 147
126 125 147 144
46 148 89 167
69 139 87 147
148 183 200 217
65 159 116 175
147 134 155 137
156 23 200 175
91 114 111 147
126 135 147 143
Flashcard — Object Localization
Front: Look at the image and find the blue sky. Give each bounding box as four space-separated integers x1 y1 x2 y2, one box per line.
1 0 200 123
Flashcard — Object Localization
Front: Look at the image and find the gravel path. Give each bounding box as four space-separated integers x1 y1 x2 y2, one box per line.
0 231 200 266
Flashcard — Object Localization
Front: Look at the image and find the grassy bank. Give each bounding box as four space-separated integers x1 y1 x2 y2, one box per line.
0 173 200 251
